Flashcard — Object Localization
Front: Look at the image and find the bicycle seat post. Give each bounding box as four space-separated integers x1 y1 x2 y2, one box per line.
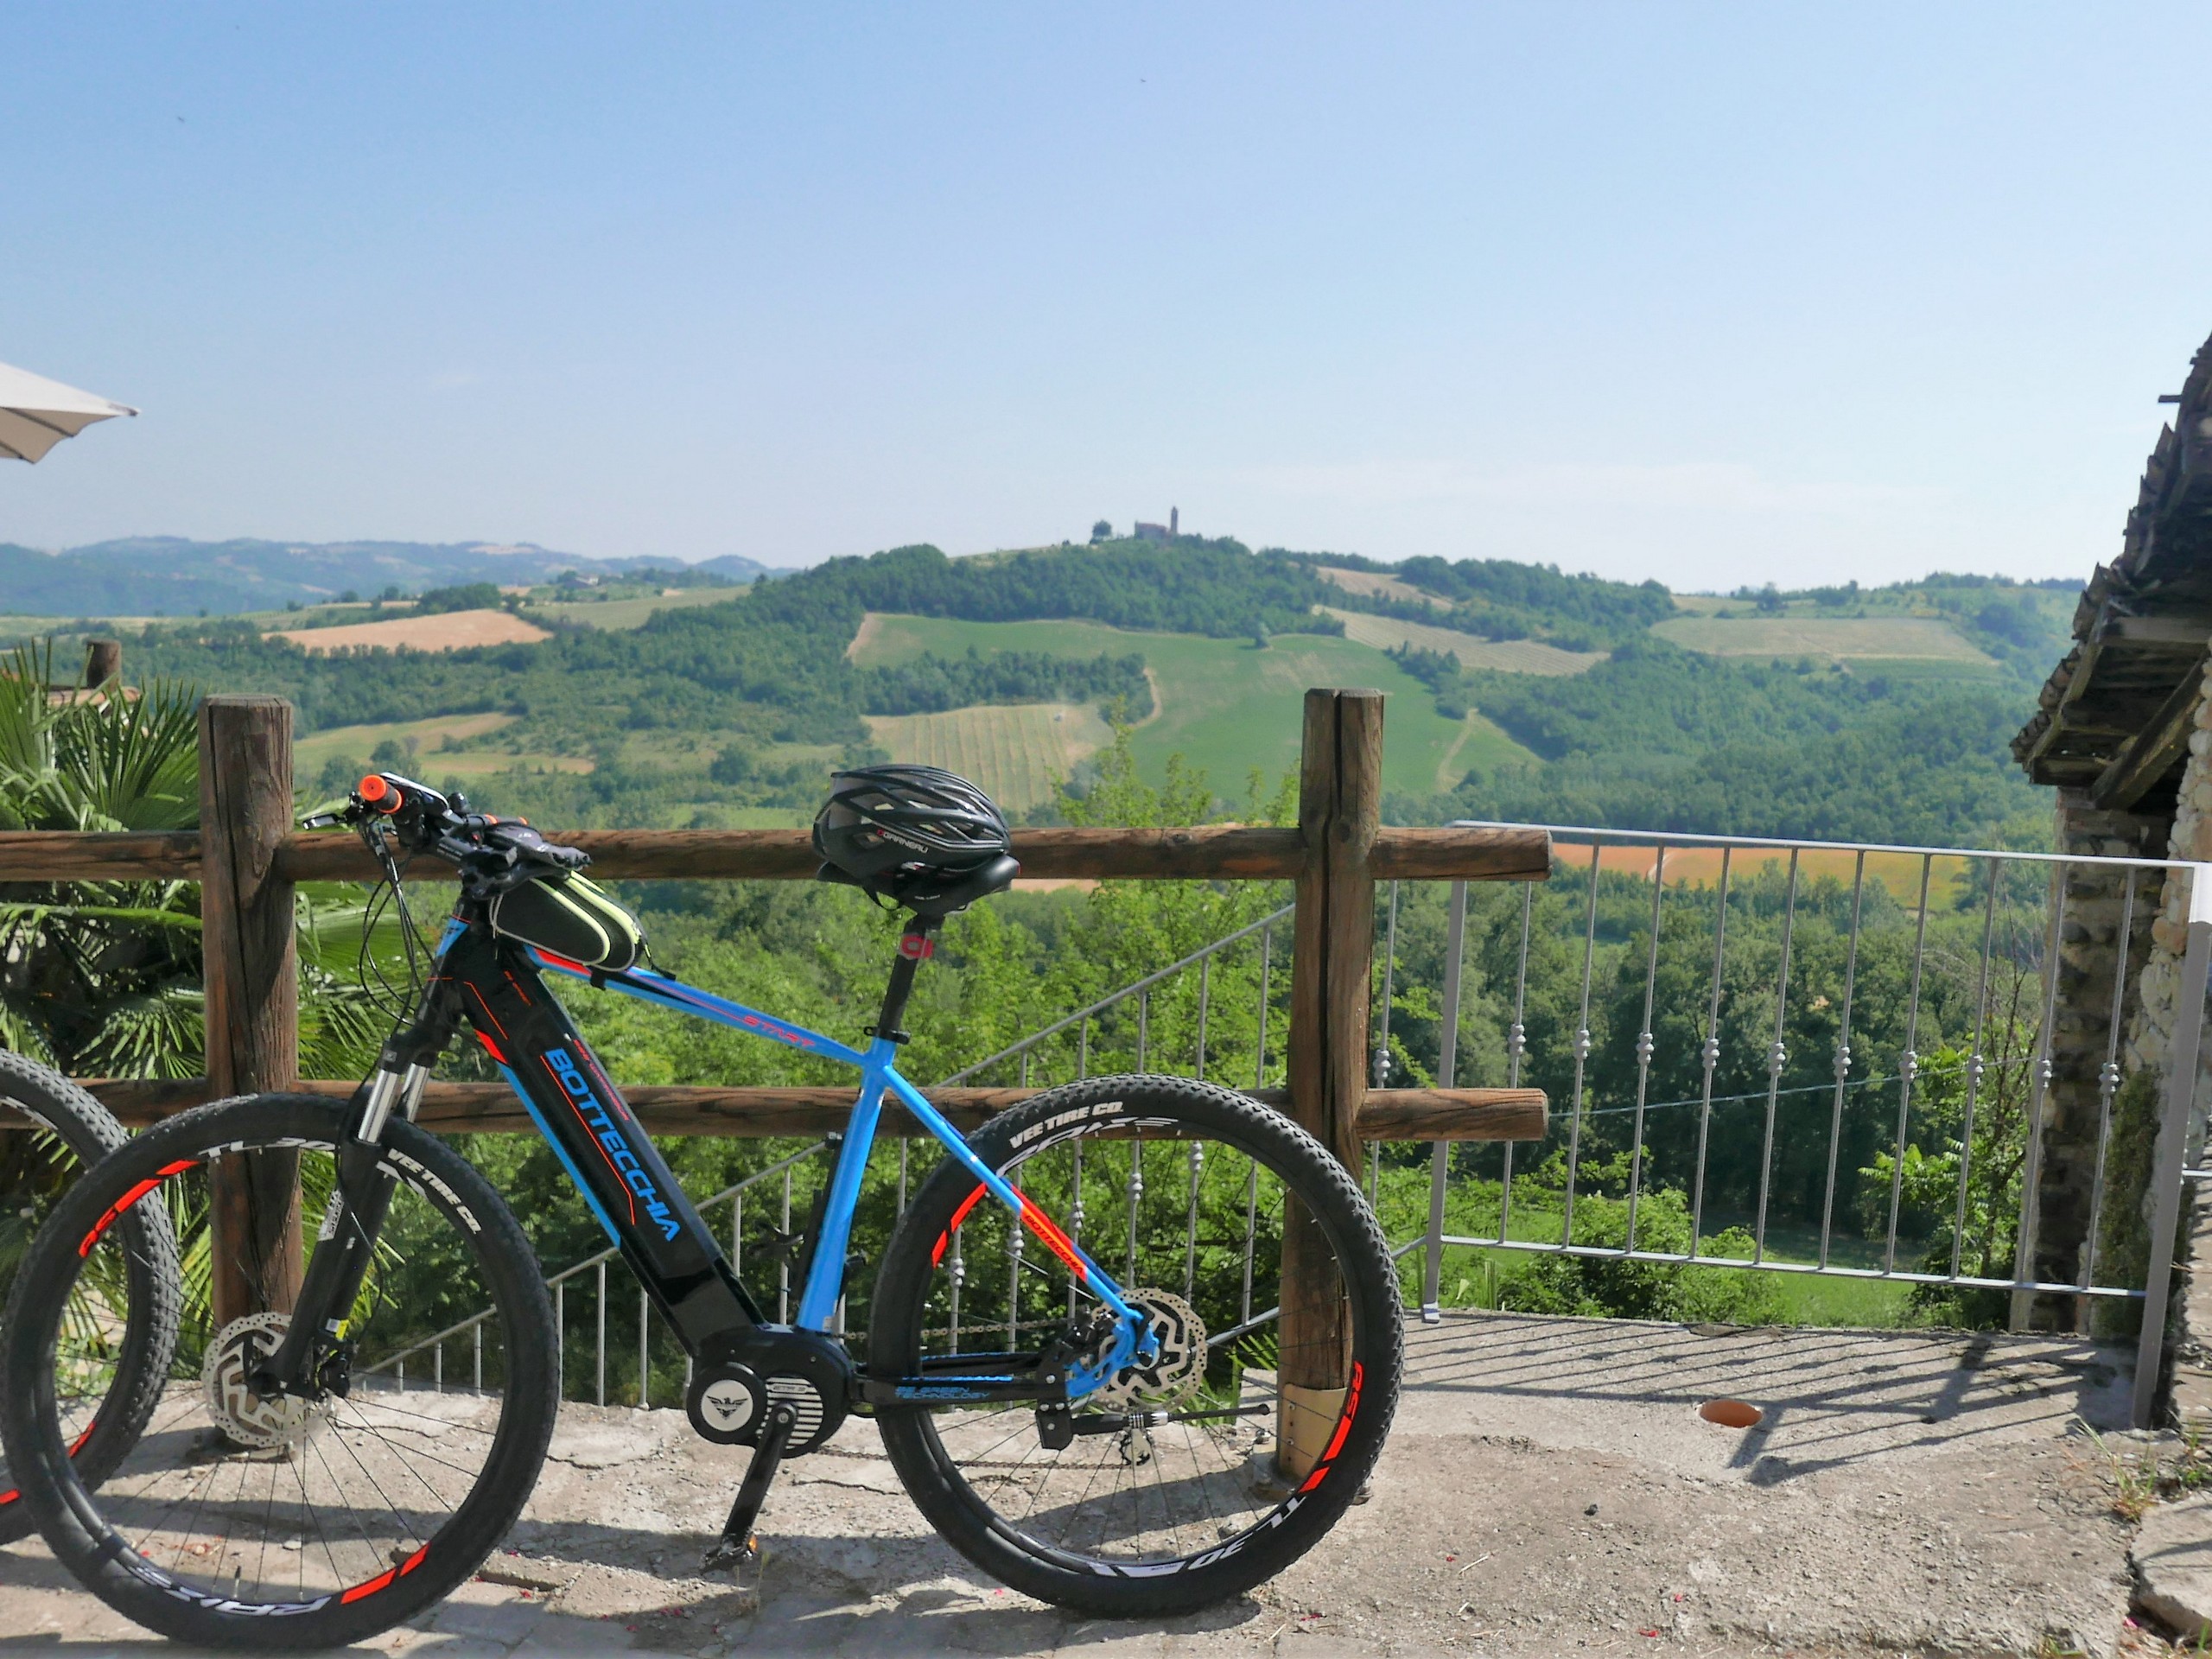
867 915 938 1047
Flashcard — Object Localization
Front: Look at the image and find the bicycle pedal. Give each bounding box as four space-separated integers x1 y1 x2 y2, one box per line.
700 1532 760 1576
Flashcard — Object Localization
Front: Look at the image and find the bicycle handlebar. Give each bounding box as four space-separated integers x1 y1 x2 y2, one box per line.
308 772 592 891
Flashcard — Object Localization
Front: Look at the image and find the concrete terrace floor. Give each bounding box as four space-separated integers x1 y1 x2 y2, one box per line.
0 1312 2155 1658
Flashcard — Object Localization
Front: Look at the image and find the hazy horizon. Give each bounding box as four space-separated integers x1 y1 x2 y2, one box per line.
0 528 2079 601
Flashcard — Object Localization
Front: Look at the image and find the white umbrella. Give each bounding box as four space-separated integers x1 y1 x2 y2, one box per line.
0 359 137 463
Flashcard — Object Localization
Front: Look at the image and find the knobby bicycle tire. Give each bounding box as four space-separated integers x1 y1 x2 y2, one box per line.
0 1051 180 1547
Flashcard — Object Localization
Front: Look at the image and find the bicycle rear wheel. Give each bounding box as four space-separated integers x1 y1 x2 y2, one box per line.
0 1094 559 1650
869 1075 1401 1617
0 1050 179 1546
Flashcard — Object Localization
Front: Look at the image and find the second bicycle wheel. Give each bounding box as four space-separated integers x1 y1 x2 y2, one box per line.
870 1075 1402 1617
0 1093 560 1650
0 1050 179 1546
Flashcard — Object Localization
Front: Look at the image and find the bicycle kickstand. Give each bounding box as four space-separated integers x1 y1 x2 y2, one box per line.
701 1401 799 1577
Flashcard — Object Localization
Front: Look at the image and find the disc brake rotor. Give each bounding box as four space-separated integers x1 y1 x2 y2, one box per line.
1090 1289 1207 1409
202 1312 314 1449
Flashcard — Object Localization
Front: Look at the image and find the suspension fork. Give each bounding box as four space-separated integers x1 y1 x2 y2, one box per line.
253 1028 443 1395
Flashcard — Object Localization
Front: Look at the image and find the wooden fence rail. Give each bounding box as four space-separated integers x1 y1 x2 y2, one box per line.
0 823 1545 886
78 1077 1549 1141
0 684 1552 1149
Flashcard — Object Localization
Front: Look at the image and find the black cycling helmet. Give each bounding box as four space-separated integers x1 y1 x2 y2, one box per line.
812 764 1011 887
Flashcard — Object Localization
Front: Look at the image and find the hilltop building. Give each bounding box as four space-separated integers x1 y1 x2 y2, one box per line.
1133 507 1180 542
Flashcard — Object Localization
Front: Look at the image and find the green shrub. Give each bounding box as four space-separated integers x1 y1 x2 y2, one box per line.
1497 1181 1782 1325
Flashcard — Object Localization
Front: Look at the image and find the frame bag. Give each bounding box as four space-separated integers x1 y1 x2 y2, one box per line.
488 874 644 972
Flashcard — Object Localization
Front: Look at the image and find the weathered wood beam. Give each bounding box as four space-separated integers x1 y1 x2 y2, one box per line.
2024 633 2108 772
275 823 1549 886
0 830 200 880
279 826 1324 882
0 823 1552 887
198 695 303 1326
77 1078 1548 1142
2090 660 2207 809
1370 826 1552 880
1348 1086 1548 1141
2100 615 2212 645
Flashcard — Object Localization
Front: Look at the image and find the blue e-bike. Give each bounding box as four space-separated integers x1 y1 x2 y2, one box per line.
2 770 1402 1648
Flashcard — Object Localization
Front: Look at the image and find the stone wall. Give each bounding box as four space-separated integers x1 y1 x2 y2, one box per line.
2124 653 2212 1409
2123 655 2212 1152
2019 789 2171 1329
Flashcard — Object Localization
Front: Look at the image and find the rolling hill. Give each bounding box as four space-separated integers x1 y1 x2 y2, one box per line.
0 534 2074 842
0 537 790 617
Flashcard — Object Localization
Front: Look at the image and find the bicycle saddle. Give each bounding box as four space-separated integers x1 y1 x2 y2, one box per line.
815 850 1019 916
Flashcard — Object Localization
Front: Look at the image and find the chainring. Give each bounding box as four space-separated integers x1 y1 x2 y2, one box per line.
202 1313 315 1449
1089 1289 1207 1409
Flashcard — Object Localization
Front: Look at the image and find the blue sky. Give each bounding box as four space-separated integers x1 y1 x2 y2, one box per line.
4 5 2208 590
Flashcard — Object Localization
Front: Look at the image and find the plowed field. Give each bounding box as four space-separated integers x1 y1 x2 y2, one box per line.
267 609 550 653
1321 607 1605 676
862 702 1114 812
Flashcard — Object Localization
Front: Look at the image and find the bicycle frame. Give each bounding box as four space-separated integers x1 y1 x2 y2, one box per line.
321 917 1147 1406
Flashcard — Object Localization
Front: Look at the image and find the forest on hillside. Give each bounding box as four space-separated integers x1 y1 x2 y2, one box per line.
7 534 2074 849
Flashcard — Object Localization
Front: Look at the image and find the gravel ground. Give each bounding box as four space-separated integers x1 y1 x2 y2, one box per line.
0 1311 2161 1657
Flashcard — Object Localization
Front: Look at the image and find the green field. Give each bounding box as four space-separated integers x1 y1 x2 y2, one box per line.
296 712 596 779
865 702 1114 813
519 587 748 630
1321 607 1606 676
849 613 1538 798
1651 614 1993 663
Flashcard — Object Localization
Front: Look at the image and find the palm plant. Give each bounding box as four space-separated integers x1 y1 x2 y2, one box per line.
0 640 390 1080
0 642 411 1363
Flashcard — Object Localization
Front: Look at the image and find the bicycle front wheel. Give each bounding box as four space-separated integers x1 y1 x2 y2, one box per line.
0 1093 560 1650
0 1050 180 1547
869 1075 1402 1617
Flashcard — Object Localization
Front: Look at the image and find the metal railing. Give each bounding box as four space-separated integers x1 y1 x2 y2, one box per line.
937 904 1291 1090
1396 823 2210 1428
362 823 2212 1431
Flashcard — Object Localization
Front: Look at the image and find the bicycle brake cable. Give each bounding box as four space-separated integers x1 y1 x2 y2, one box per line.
357 822 431 1024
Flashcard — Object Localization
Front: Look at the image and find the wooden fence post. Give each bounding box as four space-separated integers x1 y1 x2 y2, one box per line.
82 639 120 690
200 695 303 1329
1279 686 1383 1479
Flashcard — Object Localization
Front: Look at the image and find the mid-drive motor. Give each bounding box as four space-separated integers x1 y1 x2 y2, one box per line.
685 1362 766 1445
